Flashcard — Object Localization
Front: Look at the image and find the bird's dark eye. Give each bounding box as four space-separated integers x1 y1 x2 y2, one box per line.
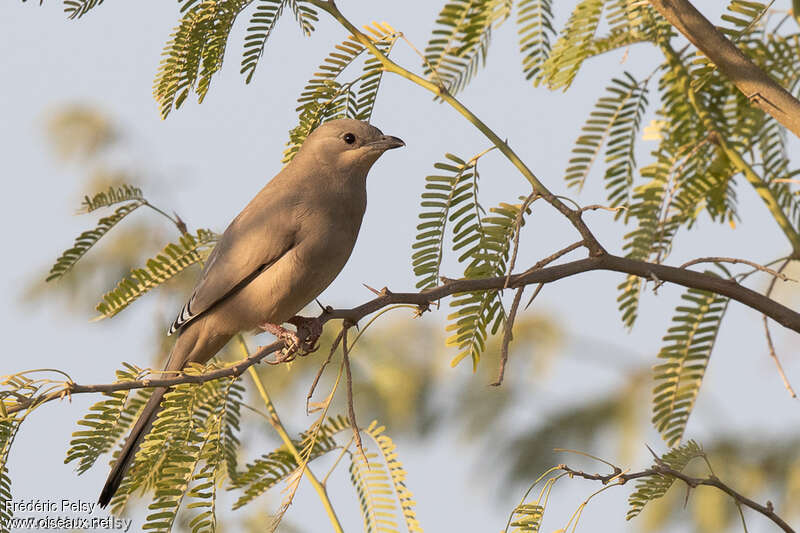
343 133 356 144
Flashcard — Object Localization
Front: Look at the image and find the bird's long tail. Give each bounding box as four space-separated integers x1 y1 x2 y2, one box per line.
98 326 199 508
97 320 231 507
97 385 167 508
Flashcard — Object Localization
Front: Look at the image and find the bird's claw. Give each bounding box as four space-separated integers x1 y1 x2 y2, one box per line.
261 317 322 361
261 322 302 360
288 315 323 352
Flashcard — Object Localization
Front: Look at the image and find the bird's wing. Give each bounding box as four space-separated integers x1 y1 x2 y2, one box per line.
168 203 295 335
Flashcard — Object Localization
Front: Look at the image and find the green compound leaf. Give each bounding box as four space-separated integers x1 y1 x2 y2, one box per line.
350 421 423 533
47 200 145 282
230 415 348 509
63 0 106 19
412 153 481 289
240 0 317 84
565 72 650 210
95 229 217 320
627 440 705 520
537 0 604 90
185 378 244 533
447 200 531 369
517 0 555 81
0 414 25 530
80 184 145 213
240 0 288 83
154 0 250 118
110 367 240 521
509 503 543 532
652 268 730 447
424 0 512 94
64 364 145 475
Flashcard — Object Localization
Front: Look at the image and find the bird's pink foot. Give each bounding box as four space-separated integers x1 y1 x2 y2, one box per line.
261 322 302 354
261 317 322 358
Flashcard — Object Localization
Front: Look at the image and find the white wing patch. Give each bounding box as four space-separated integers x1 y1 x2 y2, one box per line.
168 299 196 336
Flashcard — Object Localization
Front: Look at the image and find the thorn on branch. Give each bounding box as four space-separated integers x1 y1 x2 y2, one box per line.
174 212 188 235
645 444 659 460
363 283 382 295
524 283 544 311
648 271 661 292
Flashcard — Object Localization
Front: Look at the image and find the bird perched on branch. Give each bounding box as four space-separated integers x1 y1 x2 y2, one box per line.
98 118 404 507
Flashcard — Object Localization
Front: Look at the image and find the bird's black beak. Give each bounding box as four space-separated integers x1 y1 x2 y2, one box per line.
369 135 405 151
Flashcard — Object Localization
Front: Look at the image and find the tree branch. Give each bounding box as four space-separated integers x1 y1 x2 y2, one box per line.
649 0 800 140
329 254 800 333
3 341 285 415
7 251 800 415
559 463 795 533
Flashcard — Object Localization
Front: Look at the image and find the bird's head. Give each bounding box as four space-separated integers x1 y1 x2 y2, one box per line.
297 118 405 176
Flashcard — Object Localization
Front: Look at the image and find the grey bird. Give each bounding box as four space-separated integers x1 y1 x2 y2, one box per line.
98 118 404 507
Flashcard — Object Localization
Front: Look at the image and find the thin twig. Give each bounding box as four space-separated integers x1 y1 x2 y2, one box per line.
341 329 366 465
10 251 800 414
520 241 586 276
770 12 791 33
306 328 345 414
763 259 797 398
397 33 447 91
562 480 624 532
700 453 749 533
2 340 283 415
679 256 795 282
734 256 791 282
554 447 621 471
654 134 715 265
558 463 794 533
763 317 797 398
142 201 187 235
491 286 524 387
578 204 627 214
322 438 354 486
505 192 539 288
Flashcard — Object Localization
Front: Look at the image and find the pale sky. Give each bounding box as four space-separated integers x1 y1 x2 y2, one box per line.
1 1 799 532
